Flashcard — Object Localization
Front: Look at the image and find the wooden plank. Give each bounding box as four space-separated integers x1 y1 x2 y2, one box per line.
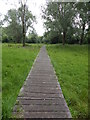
22 88 61 94
18 92 63 98
13 104 69 112
16 99 66 105
12 112 71 118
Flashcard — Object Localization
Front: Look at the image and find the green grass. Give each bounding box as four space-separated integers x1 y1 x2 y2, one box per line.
46 44 88 118
2 43 42 119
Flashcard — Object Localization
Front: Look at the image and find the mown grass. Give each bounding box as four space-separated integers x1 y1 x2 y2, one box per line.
2 43 42 119
46 44 88 118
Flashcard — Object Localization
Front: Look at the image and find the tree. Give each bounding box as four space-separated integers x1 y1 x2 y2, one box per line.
42 2 76 45
75 2 89 45
27 30 38 43
0 13 2 42
3 3 36 45
18 2 36 46
42 2 89 45
3 9 23 43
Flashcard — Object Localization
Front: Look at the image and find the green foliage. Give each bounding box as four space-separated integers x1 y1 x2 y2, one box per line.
37 36 43 43
26 31 43 44
18 5 36 34
42 2 76 44
43 31 61 44
2 4 36 45
2 44 41 119
18 3 36 46
27 33 37 43
2 33 9 43
46 44 88 118
42 2 89 45
3 9 23 43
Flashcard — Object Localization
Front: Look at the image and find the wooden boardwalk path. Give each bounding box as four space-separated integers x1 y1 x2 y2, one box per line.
12 46 71 118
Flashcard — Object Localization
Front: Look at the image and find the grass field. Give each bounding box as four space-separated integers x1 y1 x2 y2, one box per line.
2 43 42 119
46 44 88 118
2 43 88 118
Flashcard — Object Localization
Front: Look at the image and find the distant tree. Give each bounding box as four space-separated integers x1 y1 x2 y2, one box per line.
0 13 3 27
3 4 36 45
42 2 89 45
27 30 38 43
38 36 43 43
42 2 76 45
18 2 36 46
75 2 89 45
3 9 22 43
0 14 2 42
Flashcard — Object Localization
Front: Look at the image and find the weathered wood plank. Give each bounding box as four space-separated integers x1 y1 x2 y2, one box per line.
13 104 69 112
16 99 66 105
18 92 63 98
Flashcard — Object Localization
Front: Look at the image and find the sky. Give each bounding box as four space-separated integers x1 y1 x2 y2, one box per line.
0 0 46 36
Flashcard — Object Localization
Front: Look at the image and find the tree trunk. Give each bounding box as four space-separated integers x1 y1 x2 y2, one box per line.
80 21 85 45
62 31 66 45
22 4 25 47
58 29 61 43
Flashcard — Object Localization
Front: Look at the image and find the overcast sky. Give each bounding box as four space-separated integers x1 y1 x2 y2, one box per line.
0 0 46 36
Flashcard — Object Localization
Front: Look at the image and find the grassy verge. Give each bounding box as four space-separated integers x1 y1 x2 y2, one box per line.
2 43 42 119
46 44 88 118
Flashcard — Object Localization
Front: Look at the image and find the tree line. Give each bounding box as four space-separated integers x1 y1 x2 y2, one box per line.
42 2 89 45
1 1 90 45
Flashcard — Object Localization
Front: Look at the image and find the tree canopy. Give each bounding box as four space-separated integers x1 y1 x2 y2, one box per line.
1 1 89 45
2 3 36 45
42 2 89 45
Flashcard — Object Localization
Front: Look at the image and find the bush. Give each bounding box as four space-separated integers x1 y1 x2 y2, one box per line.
50 35 60 44
2 34 9 43
67 38 79 44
